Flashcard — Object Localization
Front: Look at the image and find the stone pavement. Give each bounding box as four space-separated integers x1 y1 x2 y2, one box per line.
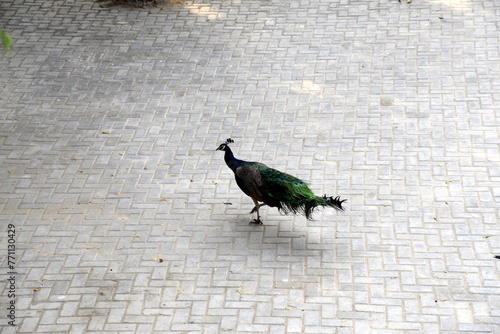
1 0 499 332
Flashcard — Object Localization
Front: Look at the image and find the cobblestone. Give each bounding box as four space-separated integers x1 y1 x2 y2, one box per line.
1 0 500 333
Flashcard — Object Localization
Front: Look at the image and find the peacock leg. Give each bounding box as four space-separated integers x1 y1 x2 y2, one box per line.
250 203 267 214
250 198 264 224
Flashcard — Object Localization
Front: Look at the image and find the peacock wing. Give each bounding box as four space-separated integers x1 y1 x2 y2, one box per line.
234 164 265 202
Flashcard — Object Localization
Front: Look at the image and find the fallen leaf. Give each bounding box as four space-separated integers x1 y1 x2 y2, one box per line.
102 131 110 134
134 235 140 238
445 180 453 184
160 198 168 201
115 192 121 195
99 291 105 295
236 289 243 294
434 217 438 221
154 256 158 261
8 170 13 174
33 288 40 292
159 259 164 263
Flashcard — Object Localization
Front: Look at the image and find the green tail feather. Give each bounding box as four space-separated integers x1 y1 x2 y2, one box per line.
256 165 346 220
280 195 346 220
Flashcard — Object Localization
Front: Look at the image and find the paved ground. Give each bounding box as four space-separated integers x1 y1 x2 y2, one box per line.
1 0 500 333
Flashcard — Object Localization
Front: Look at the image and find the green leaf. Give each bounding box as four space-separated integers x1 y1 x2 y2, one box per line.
0 30 14 51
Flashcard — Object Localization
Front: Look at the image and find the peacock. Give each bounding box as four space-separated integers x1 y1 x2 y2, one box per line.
216 138 346 224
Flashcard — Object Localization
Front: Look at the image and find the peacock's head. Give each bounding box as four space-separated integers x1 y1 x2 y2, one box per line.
216 138 234 151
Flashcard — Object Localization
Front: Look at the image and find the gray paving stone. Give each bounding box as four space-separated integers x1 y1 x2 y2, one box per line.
1 0 500 333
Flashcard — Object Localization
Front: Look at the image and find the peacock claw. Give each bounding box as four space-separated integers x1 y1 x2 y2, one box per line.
250 219 263 225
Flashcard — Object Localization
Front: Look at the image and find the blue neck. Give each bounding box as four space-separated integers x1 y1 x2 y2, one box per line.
224 147 244 172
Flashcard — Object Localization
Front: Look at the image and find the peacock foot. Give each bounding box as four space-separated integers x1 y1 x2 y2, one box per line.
250 206 258 214
250 219 263 225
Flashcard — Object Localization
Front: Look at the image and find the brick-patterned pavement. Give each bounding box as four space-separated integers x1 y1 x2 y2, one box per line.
1 0 499 333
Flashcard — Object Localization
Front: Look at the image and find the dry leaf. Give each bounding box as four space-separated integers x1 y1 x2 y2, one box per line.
102 131 110 134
